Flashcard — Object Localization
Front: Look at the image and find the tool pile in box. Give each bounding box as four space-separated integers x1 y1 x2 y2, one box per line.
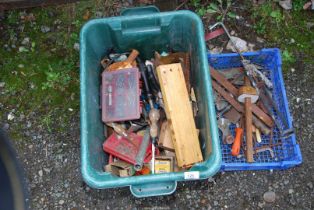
100 49 203 177
210 23 294 163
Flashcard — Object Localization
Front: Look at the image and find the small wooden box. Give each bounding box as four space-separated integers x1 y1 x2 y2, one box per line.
158 121 175 151
154 156 174 174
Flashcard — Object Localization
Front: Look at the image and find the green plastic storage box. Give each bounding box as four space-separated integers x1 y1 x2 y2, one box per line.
80 6 221 197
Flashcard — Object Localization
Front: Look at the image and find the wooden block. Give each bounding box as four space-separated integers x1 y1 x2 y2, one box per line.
158 121 175 152
156 63 203 168
104 160 135 177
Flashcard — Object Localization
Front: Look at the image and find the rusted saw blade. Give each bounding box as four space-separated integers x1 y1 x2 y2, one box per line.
211 79 274 128
211 68 274 127
223 107 241 124
211 68 239 96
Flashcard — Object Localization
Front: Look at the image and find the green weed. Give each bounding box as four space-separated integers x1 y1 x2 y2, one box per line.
270 10 283 23
254 21 266 35
282 50 296 64
42 111 53 133
191 0 237 21
6 11 19 25
292 0 308 11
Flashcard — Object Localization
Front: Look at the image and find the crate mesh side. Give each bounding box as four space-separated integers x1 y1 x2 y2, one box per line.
209 50 297 167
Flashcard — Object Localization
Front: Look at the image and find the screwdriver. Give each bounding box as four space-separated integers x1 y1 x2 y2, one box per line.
137 57 160 173
231 123 243 157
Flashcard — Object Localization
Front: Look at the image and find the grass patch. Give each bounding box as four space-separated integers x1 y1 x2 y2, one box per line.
190 0 237 21
251 0 314 71
0 2 96 132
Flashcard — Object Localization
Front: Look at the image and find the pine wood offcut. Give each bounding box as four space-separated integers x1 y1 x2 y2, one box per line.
156 63 203 168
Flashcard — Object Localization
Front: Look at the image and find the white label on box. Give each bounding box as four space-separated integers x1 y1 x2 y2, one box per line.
184 171 200 180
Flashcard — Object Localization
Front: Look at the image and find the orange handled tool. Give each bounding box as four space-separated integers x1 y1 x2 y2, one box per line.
231 127 243 156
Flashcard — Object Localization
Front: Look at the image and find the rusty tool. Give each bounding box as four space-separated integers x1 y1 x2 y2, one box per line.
107 49 139 71
259 84 294 138
211 79 273 130
258 142 282 150
254 146 275 158
214 93 229 111
219 67 244 80
211 69 274 128
218 118 234 144
216 103 233 144
100 58 113 70
257 101 270 115
242 60 273 89
237 77 258 163
223 107 241 124
217 104 232 118
219 67 245 86
209 22 273 90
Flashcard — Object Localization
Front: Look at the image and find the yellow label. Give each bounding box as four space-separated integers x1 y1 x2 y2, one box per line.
155 160 171 173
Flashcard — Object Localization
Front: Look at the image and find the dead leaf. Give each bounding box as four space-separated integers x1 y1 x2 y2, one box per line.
83 10 91 20
303 1 313 10
252 0 266 5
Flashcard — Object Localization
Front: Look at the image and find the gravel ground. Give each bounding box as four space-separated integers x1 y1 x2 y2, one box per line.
1 2 314 210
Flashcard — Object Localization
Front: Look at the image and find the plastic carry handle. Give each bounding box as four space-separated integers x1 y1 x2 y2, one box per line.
120 6 161 35
130 181 177 198
121 6 160 16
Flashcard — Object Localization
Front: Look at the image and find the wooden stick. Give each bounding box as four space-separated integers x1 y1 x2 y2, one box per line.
245 97 254 163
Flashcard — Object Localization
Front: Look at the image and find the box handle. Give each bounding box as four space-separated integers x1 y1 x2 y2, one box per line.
121 6 160 16
121 6 161 35
130 181 177 197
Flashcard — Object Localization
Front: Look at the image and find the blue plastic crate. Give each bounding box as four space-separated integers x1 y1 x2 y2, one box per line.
208 48 302 171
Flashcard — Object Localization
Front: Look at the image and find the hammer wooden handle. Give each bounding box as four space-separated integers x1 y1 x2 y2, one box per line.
107 49 139 71
126 49 139 64
245 97 254 163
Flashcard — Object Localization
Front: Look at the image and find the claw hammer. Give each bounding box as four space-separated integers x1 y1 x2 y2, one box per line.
237 77 259 162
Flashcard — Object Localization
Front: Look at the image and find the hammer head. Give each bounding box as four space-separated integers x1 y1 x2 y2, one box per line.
238 86 259 103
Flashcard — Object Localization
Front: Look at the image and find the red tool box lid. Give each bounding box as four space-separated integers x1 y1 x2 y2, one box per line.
101 68 141 122
103 132 152 165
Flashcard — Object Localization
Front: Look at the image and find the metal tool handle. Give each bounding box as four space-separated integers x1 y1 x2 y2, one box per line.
209 22 245 60
209 22 259 92
231 127 243 156
134 128 151 171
